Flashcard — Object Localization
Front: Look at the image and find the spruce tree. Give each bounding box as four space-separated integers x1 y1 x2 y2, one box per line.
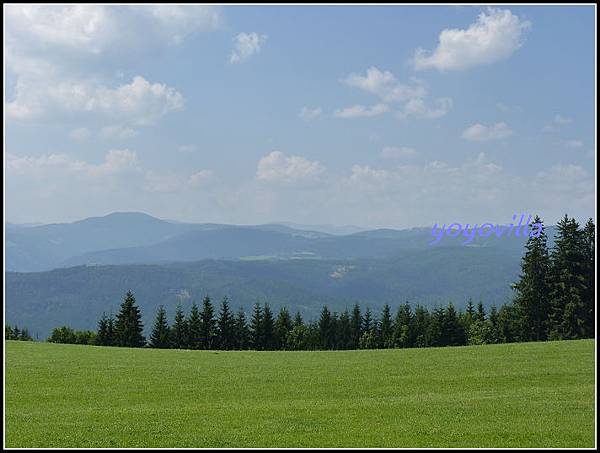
170 304 188 349
275 307 293 350
199 296 216 349
262 303 276 350
114 291 145 348
512 215 551 341
318 305 335 349
234 308 250 350
379 304 393 348
250 303 263 350
187 302 202 349
548 215 588 339
582 218 595 337
149 305 170 348
350 304 362 349
337 309 352 349
106 313 115 346
217 297 235 350
413 305 429 347
96 313 110 346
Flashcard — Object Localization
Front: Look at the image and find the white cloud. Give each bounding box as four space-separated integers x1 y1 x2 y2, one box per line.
143 171 183 193
299 107 322 121
398 97 453 120
342 67 451 120
101 125 138 140
145 5 221 45
8 76 184 125
188 170 214 187
343 67 427 102
462 122 513 141
334 103 390 119
381 146 418 159
7 149 140 179
256 151 325 186
69 127 91 141
413 8 531 71
230 32 267 64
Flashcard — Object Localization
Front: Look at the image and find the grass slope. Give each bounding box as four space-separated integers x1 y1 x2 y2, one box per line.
5 339 595 448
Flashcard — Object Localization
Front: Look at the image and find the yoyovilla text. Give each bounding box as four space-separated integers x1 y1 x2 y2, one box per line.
430 214 543 245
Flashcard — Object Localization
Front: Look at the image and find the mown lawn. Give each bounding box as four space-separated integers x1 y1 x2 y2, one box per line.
4 339 595 447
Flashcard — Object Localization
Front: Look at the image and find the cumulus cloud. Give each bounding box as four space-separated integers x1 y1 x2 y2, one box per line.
341 66 451 120
8 76 184 125
333 103 390 119
299 107 322 121
7 149 140 179
101 125 138 140
398 97 453 120
381 146 418 159
462 122 513 141
230 32 267 64
413 8 531 71
256 151 325 186
343 67 427 102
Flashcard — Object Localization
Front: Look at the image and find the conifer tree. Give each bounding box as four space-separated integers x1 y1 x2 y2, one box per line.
170 304 188 349
582 218 595 337
262 303 276 350
106 313 115 346
413 305 429 347
337 309 352 349
217 297 235 350
350 304 362 349
475 302 486 323
187 302 202 349
362 307 373 334
275 307 293 350
379 304 393 348
149 305 170 348
249 303 263 350
199 296 216 349
443 303 465 346
114 290 145 347
548 215 588 339
234 308 250 350
393 302 414 348
512 215 551 341
96 313 110 346
318 305 335 349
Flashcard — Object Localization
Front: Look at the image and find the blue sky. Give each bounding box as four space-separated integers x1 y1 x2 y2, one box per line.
5 5 596 228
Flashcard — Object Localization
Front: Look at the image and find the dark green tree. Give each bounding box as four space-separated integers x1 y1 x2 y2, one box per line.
350 304 362 349
114 291 145 348
262 304 276 350
149 305 170 348
275 307 293 350
512 215 551 341
548 215 588 339
170 304 188 349
379 304 393 348
234 308 250 350
217 297 235 350
249 303 263 350
199 296 216 349
318 305 335 349
187 302 202 350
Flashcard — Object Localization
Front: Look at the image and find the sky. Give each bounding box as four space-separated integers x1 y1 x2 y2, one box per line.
4 5 596 228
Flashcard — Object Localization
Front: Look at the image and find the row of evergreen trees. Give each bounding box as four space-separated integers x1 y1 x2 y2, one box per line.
511 215 594 342
5 325 33 341
43 214 595 350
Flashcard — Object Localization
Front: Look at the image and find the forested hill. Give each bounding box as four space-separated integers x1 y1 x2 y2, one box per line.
7 245 522 339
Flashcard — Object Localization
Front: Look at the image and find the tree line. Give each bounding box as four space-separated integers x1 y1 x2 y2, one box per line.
22 214 596 350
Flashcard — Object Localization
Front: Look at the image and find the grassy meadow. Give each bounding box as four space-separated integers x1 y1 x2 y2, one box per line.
5 339 595 448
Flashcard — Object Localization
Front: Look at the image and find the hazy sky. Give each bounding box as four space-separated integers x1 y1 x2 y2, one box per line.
5 5 596 228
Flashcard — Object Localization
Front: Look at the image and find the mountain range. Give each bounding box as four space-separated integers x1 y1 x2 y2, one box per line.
5 212 556 338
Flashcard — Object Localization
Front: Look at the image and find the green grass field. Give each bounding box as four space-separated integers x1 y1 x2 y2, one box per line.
5 339 596 448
